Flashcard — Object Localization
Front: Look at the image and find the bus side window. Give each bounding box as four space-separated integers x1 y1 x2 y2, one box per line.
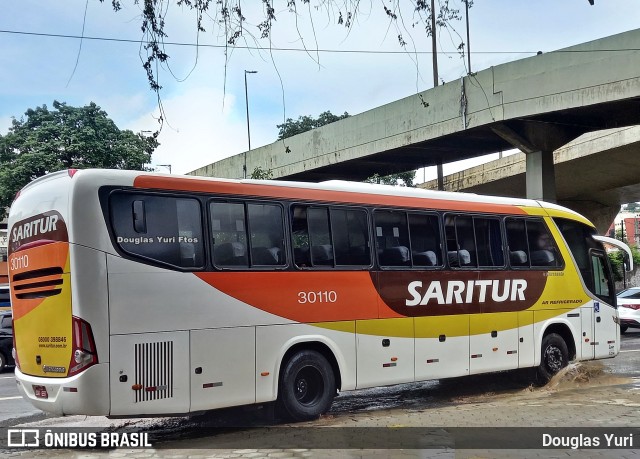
374 211 410 267
526 220 561 268
506 217 562 269
308 208 334 266
506 218 529 267
474 217 504 267
210 202 249 268
291 206 311 267
331 208 370 266
451 215 477 268
247 203 286 266
444 215 459 266
291 205 370 268
409 213 442 267
111 193 204 270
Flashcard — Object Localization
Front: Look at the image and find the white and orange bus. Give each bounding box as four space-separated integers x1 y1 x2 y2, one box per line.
7 169 630 420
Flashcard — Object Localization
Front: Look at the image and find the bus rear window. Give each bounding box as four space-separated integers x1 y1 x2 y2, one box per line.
110 192 204 269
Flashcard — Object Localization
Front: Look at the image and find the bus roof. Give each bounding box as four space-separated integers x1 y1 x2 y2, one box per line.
16 169 590 223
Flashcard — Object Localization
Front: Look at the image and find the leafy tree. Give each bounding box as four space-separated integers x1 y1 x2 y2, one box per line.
608 246 640 282
365 171 416 187
277 111 350 140
0 101 158 219
250 166 273 180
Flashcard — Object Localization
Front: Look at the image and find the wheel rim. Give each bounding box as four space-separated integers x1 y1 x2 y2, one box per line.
544 345 563 373
294 365 324 407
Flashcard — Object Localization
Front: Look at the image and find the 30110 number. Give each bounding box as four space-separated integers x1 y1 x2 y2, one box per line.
298 291 338 304
10 254 29 271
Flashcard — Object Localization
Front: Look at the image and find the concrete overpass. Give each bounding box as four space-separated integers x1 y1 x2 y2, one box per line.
190 28 640 203
418 126 640 234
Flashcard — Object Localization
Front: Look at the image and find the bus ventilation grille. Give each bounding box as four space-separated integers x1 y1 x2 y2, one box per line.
12 267 64 299
134 341 174 403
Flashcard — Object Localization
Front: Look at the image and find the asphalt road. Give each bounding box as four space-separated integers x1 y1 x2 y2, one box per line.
0 370 44 425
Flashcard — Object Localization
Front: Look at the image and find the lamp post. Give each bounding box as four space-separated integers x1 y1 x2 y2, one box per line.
244 70 258 178
156 164 172 174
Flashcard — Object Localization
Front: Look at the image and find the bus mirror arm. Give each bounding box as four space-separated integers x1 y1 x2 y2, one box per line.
593 235 633 272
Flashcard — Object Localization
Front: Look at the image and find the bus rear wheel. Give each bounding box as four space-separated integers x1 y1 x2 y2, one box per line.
277 350 336 422
537 333 569 384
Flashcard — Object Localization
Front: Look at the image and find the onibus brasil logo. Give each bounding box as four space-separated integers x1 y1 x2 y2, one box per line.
6 428 151 448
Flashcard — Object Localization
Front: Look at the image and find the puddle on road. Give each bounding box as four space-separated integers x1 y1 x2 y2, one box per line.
543 361 631 391
331 362 634 413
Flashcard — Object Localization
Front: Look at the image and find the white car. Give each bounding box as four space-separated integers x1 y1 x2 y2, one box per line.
616 287 640 334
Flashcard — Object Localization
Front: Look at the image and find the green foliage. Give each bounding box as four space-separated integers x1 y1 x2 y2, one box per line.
250 166 274 180
365 171 416 187
0 101 158 219
277 111 350 140
608 246 640 282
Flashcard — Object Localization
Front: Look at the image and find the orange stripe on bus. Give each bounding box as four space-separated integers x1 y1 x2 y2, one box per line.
195 271 388 323
134 176 528 215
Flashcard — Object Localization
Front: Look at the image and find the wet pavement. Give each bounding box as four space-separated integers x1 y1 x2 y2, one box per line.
2 360 640 458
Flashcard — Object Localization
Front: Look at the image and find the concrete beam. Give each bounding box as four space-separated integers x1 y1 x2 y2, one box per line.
189 29 640 182
490 124 537 154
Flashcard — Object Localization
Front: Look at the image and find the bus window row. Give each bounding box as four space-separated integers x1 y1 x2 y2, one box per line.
109 192 563 271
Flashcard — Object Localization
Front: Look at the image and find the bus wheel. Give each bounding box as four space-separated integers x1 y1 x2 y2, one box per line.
0 353 6 373
277 350 336 422
620 325 629 334
537 333 569 384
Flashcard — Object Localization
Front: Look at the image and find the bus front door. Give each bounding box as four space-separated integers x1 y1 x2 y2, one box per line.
590 250 618 359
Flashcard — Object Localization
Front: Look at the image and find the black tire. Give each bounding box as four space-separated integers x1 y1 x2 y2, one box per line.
0 352 6 373
277 350 336 422
537 333 569 384
620 325 629 334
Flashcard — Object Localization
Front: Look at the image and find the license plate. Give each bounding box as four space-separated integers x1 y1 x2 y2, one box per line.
33 385 48 399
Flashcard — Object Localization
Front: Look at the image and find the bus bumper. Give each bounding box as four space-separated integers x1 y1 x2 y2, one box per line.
15 363 110 416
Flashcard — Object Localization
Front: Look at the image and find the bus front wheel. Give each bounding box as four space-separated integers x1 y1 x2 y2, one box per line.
537 333 569 384
277 350 336 422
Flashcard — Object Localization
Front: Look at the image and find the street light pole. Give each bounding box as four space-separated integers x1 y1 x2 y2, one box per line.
244 70 258 178
431 0 438 88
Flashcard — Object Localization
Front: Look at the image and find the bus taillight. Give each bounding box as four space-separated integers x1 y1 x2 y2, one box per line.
68 316 98 377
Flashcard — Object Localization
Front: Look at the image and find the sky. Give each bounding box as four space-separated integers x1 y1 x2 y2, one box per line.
0 1 639 178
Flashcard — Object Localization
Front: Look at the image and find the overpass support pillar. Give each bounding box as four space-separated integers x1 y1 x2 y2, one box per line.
492 121 589 204
525 150 556 203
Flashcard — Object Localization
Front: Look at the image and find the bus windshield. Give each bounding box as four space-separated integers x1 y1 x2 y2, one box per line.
554 217 615 305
